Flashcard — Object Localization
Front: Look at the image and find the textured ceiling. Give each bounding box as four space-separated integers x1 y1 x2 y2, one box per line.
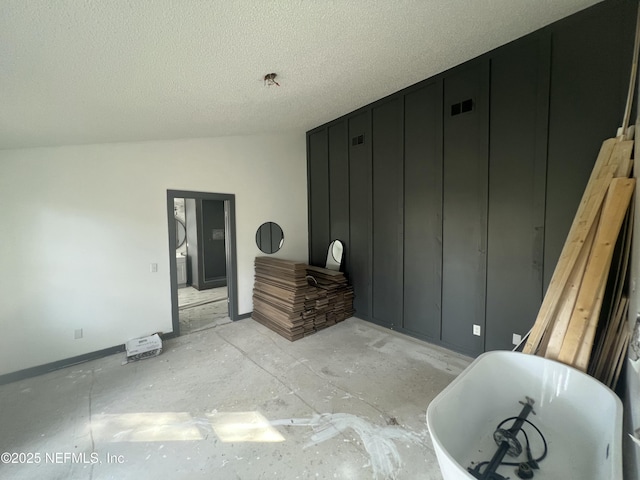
0 0 602 150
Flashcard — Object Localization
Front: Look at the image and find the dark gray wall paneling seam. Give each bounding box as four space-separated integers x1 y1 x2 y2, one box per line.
534 34 552 305
328 121 350 272
348 111 373 318
402 81 443 340
441 60 489 356
371 97 404 328
485 37 549 352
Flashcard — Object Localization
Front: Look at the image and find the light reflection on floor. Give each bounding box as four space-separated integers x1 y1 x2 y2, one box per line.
91 411 285 443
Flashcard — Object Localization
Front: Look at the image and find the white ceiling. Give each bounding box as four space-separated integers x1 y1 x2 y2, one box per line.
0 0 602 150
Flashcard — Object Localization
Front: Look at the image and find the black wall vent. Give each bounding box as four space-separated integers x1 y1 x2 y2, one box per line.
451 99 474 116
351 134 365 146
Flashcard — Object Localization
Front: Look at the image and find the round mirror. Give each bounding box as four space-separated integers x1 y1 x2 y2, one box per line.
256 222 284 254
176 218 186 249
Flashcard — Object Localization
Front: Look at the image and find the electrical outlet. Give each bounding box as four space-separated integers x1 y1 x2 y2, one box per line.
512 333 522 346
75 328 83 340
150 263 158 273
473 324 481 336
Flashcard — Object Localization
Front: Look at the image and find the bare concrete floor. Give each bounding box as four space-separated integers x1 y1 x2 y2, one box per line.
178 286 229 335
0 317 471 480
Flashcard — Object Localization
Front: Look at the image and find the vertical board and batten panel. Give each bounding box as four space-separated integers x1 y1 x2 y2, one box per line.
328 121 350 272
307 129 330 267
403 81 443 340
371 98 404 328
544 1 635 290
304 1 634 358
348 111 373 318
485 38 550 351
441 62 489 356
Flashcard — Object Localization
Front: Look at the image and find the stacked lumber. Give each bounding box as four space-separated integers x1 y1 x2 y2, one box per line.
589 203 634 387
252 258 355 341
252 257 310 341
523 137 635 387
305 266 355 329
303 289 325 335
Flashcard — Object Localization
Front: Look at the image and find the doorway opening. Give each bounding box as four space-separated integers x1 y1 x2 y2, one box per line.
167 190 238 336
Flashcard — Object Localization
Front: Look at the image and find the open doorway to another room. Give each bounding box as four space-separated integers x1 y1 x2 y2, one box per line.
167 190 238 337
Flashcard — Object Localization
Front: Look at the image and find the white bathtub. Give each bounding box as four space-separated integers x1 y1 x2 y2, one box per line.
426 351 622 480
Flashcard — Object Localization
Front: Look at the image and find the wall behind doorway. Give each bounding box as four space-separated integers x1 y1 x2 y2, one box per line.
0 132 307 377
185 198 227 290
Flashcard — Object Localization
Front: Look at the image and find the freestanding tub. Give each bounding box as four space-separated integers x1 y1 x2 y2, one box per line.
426 351 622 480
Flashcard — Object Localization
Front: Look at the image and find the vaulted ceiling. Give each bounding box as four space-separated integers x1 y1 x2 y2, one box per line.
0 0 601 150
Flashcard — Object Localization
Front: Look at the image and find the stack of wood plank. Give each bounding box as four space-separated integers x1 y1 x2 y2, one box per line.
305 266 355 327
523 137 635 388
252 257 310 341
252 258 355 341
303 289 325 335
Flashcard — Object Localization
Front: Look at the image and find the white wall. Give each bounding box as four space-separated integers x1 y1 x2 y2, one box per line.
0 133 308 376
626 118 640 478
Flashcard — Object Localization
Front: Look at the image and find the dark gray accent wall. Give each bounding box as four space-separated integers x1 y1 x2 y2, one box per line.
306 1 636 357
441 61 489 355
308 130 330 267
543 1 635 289
403 81 443 340
485 37 550 351
348 111 372 318
328 121 350 271
371 98 404 328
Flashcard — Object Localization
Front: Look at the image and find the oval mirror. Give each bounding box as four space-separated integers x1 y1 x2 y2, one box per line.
176 217 186 248
325 239 344 271
256 222 284 254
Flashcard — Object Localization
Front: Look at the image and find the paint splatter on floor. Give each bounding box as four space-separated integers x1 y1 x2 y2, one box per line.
272 413 427 479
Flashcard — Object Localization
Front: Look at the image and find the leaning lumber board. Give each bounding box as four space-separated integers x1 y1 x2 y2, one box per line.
544 215 598 360
524 138 619 353
525 191 609 353
626 160 634 178
607 140 634 174
574 271 608 371
593 297 628 379
557 177 635 366
574 205 630 371
603 207 633 325
616 154 634 177
590 206 633 373
609 328 631 388
605 315 631 387
601 298 629 382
